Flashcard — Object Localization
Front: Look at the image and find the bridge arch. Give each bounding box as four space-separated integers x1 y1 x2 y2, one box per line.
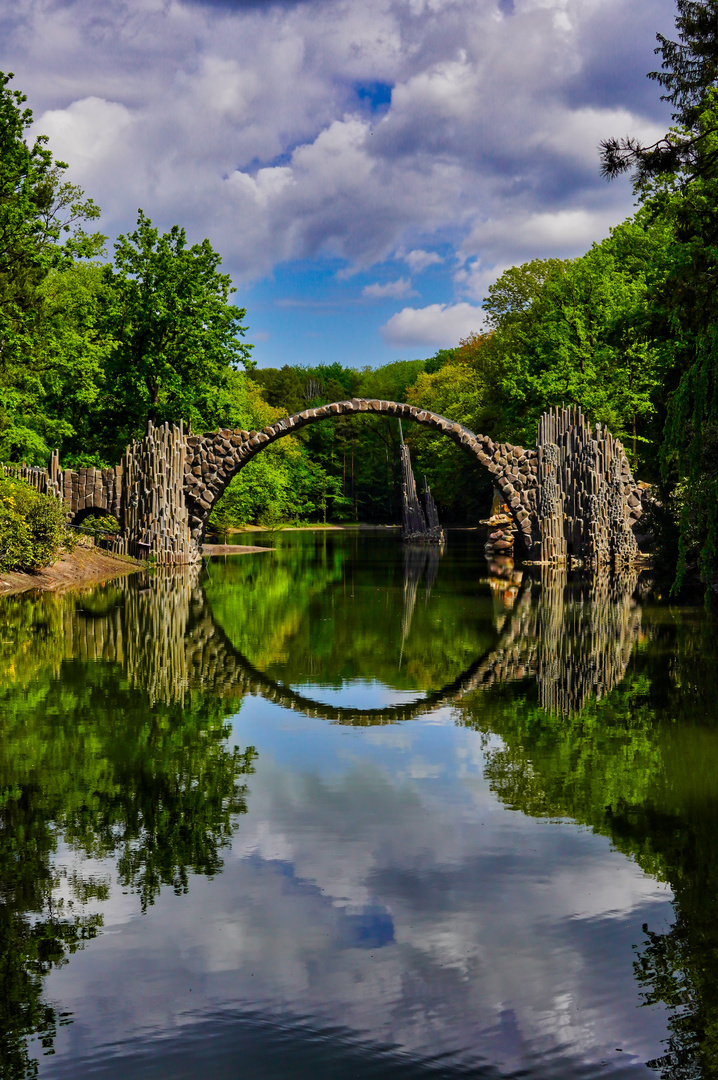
183 399 539 552
70 505 120 528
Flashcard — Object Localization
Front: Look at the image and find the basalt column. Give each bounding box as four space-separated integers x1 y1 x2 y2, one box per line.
398 421 443 543
119 421 200 565
533 406 640 567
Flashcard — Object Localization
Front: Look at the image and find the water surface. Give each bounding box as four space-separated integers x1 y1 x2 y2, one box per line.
1 531 717 1079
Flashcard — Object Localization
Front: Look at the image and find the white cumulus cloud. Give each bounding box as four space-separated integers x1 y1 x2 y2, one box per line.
33 97 133 169
381 302 485 347
403 249 444 272
8 0 677 285
4 0 680 363
363 277 416 299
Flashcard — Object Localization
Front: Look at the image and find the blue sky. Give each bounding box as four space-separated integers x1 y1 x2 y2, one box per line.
2 0 677 368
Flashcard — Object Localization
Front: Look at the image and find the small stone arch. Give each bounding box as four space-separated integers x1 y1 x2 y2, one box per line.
60 464 124 524
183 399 539 552
70 505 121 528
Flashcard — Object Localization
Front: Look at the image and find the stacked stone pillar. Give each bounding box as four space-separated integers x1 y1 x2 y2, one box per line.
118 421 200 565
533 405 640 568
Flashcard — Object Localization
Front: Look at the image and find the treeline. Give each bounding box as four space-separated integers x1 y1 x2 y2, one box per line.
2 0 718 591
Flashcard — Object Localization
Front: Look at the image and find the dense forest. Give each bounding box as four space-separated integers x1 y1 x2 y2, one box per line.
2 0 718 591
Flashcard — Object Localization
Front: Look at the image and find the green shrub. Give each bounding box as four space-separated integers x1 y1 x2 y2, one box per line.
0 506 33 572
0 476 67 572
79 513 120 539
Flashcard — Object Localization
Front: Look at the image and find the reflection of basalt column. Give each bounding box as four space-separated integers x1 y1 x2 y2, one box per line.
473 567 642 714
123 567 201 705
68 593 126 665
66 568 201 705
400 543 443 646
529 567 641 714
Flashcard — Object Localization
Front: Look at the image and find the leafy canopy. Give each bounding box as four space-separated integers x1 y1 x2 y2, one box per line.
99 211 254 455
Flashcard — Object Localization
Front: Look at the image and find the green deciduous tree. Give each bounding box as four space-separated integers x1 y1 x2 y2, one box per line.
97 211 254 457
599 1 718 590
481 220 671 472
0 71 105 463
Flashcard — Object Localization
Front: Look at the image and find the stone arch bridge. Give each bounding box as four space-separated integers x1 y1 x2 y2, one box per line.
4 400 647 567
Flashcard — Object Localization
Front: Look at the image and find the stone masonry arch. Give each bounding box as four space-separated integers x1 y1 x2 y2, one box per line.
5 402 649 566
183 398 539 553
182 401 648 566
70 505 121 528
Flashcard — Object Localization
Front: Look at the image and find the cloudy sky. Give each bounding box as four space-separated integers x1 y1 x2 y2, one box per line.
2 0 676 366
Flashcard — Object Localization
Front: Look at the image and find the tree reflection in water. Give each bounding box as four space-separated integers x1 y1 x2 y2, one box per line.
0 574 256 1078
0 544 717 1079
458 567 718 1080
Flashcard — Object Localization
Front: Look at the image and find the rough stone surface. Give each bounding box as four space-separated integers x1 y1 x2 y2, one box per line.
6 400 647 568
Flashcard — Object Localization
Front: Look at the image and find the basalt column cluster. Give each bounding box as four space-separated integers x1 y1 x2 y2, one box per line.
2 451 63 499
118 422 198 565
534 406 644 566
398 423 443 543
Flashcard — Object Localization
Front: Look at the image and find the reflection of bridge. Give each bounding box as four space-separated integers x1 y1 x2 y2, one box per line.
66 564 642 720
4 402 647 568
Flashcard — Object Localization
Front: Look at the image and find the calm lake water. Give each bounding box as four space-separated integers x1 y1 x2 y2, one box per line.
1 530 717 1080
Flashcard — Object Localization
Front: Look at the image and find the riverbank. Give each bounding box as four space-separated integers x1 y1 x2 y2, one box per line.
0 544 142 596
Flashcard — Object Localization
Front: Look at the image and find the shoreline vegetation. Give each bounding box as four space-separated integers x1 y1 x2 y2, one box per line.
0 538 276 596
4 0 718 596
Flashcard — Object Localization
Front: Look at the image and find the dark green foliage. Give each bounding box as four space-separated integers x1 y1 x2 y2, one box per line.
598 2 718 591
0 580 257 1075
96 211 254 458
479 222 672 470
